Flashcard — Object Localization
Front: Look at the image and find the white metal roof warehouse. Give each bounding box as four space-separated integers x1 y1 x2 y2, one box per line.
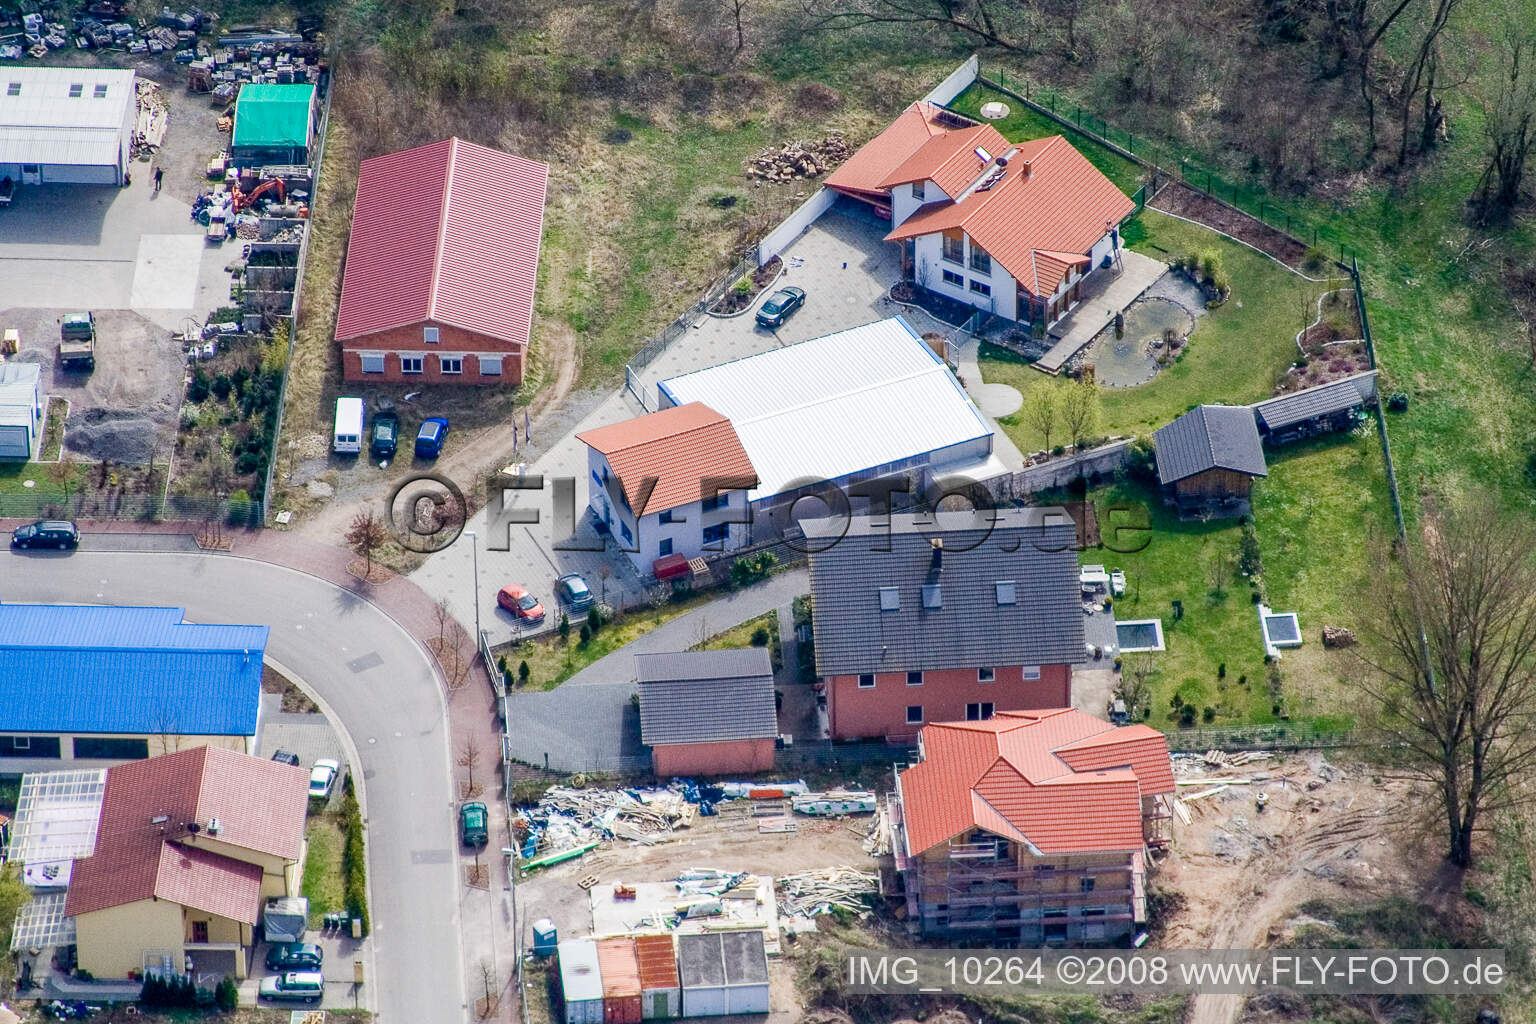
656 316 997 504
0 67 136 186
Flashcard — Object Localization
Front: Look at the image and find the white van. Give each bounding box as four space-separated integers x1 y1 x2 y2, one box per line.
333 397 364 454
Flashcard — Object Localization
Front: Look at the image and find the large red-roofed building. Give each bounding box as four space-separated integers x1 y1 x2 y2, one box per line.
336 136 549 385
891 708 1174 943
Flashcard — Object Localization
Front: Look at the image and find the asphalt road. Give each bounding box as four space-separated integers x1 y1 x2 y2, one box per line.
2 547 464 1024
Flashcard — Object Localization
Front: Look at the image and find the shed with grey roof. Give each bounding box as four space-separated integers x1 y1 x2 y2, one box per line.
557 939 605 1024
1251 371 1377 442
636 649 778 777
1152 405 1267 513
677 931 770 1017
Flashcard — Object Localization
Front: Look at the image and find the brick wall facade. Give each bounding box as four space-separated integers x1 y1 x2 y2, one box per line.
827 664 1071 741
340 319 525 385
651 737 776 777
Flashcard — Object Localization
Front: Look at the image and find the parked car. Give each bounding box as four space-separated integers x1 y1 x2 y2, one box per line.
308 759 340 799
270 750 300 766
265 942 323 972
258 972 323 1004
755 286 806 329
0 177 13 208
459 801 488 846
497 584 545 622
555 573 594 612
11 520 80 550
369 410 400 460
414 417 449 459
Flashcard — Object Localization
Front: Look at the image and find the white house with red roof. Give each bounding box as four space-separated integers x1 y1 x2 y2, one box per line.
828 105 1136 329
337 136 549 386
891 708 1174 943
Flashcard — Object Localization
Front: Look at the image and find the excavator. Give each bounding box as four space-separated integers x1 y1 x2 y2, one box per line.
232 177 286 212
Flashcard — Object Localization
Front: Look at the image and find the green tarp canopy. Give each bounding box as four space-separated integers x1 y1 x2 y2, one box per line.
232 83 315 150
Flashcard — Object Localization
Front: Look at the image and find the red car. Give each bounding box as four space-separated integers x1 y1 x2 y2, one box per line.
497 584 546 622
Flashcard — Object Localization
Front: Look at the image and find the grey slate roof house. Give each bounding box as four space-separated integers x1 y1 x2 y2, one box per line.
803 509 1086 740
634 649 778 776
1153 405 1267 514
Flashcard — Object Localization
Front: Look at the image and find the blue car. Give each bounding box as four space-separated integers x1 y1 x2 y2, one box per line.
415 417 449 459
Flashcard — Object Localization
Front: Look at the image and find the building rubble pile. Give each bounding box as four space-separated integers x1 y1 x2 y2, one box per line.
776 868 879 918
745 135 850 182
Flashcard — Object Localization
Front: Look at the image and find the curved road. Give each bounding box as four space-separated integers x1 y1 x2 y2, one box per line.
2 547 463 1024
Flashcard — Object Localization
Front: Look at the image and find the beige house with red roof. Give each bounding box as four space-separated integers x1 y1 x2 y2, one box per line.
59 746 310 980
828 104 1135 329
891 708 1174 943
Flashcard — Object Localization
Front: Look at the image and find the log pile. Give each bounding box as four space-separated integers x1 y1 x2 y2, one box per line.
777 867 878 918
746 135 850 182
1322 625 1356 648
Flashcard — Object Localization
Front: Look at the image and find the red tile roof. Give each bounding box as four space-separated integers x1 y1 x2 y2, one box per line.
898 708 1173 857
336 137 550 350
576 402 757 517
877 123 1011 197
824 102 973 197
65 746 310 922
885 135 1136 299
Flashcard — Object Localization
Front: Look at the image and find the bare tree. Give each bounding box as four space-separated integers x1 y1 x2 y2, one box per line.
477 958 499 1018
1356 497 1536 868
725 0 750 52
48 451 77 510
444 617 474 699
1058 377 1101 452
1388 0 1464 166
433 596 453 649
1118 654 1155 720
150 705 181 756
459 732 482 796
1020 381 1060 455
803 0 1037 55
1473 17 1536 224
345 508 388 579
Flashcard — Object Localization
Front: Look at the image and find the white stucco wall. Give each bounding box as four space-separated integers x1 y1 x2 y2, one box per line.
585 448 751 575
890 179 950 226
913 232 1018 321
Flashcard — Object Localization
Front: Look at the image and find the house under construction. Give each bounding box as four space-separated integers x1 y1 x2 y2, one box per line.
889 708 1174 944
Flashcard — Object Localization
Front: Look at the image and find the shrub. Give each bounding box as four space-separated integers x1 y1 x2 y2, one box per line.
732 277 752 296
187 367 211 403
557 613 570 642
729 551 778 588
340 776 370 935
1210 269 1231 295
1302 246 1328 272
588 606 604 634
518 660 530 684
1238 674 1247 687
215 976 238 1011
1239 520 1263 577
751 626 770 647
1387 392 1409 412
579 623 592 646
1200 251 1222 283
1182 251 1201 275
1202 706 1217 723
211 374 232 400
1179 703 1197 727
1217 662 1226 679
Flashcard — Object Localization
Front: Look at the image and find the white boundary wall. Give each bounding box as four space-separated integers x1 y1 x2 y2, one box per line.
923 53 980 106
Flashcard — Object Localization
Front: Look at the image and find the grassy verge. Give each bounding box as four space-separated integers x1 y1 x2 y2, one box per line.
1081 429 1387 729
299 813 345 928
692 610 781 670
39 396 67 461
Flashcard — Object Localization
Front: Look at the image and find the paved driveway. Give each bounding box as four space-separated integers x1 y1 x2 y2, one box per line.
411 211 902 646
1 547 462 1024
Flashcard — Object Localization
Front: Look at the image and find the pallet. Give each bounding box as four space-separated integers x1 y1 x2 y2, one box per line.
577 874 599 891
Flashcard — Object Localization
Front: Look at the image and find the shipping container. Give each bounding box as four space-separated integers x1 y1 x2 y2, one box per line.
558 940 605 1024
596 937 643 1024
677 931 769 1017
635 934 681 1019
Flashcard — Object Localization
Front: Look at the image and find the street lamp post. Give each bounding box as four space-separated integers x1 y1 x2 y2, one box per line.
463 529 482 647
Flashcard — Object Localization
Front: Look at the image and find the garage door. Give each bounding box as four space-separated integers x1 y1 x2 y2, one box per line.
43 163 119 185
0 424 32 459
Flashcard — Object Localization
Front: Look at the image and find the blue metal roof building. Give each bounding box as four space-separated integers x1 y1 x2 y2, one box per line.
0 605 268 735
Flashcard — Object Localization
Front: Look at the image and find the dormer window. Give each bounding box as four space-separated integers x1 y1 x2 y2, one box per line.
879 587 900 612
922 584 942 609
995 580 1016 605
910 182 923 200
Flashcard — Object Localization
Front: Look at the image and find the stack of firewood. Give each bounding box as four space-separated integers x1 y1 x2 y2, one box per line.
746 135 850 182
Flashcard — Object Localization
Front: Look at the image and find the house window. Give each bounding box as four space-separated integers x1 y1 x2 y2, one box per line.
978 667 995 683
659 538 673 557
94 83 108 99
73 737 149 760
941 269 964 288
191 921 209 943
439 356 463 374
5 83 19 97
424 327 440 344
969 247 992 274
702 493 724 512
1080 877 1096 893
658 509 674 524
966 702 994 721
942 231 964 264
1023 666 1041 680
996 581 1016 605
703 523 729 544
359 352 385 374
68 83 83 98
907 671 923 686
910 182 923 199
906 705 924 725
400 355 424 374
879 586 900 612
921 584 942 609
857 674 875 689
478 354 502 376
0 735 59 758
970 280 992 297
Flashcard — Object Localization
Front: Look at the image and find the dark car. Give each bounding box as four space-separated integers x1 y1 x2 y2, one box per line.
415 417 449 459
265 942 323 972
555 573 594 612
369 410 400 460
460 801 488 846
270 750 300 766
11 520 80 550
755 286 806 329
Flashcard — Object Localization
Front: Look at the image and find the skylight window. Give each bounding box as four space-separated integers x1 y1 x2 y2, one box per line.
68 83 83 98
6 82 20 97
94 84 108 99
922 584 942 609
995 580 1016 605
879 587 900 612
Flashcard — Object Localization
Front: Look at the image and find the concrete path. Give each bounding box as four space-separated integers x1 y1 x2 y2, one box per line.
1034 251 1168 373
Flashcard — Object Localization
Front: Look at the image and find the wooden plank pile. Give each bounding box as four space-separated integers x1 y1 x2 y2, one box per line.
746 135 850 182
132 80 169 158
777 867 879 918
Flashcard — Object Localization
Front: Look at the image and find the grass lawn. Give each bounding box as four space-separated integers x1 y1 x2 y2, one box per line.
300 813 346 928
693 610 781 671
500 590 717 690
1084 429 1388 731
980 209 1332 453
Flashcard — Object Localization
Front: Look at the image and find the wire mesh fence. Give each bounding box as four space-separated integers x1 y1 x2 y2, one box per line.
0 491 262 525
1163 723 1359 752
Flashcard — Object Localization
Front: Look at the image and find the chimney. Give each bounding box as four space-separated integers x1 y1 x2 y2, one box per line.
930 538 943 571
207 817 221 837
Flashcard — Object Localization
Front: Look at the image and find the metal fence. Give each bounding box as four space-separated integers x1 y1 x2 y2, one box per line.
622 254 757 404
1164 723 1359 752
0 491 261 525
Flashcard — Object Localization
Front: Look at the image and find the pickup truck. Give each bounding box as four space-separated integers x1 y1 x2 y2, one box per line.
58 313 96 370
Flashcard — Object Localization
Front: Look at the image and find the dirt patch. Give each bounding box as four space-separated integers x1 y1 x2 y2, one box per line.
262 662 319 714
1150 182 1308 269
710 257 783 315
